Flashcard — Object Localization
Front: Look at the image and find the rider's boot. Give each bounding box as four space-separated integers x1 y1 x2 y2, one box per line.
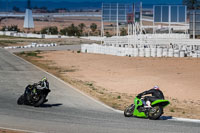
144 101 151 108
43 99 48 103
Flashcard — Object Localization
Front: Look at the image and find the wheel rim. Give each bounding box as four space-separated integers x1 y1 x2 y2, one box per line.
149 106 160 117
125 105 134 115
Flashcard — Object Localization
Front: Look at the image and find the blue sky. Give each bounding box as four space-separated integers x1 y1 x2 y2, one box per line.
3 0 183 4
0 0 183 11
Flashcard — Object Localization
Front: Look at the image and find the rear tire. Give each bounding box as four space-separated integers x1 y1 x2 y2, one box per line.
34 95 45 107
17 95 25 105
124 104 135 117
148 105 163 120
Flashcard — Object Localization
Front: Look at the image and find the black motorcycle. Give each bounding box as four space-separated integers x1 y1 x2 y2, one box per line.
17 82 51 107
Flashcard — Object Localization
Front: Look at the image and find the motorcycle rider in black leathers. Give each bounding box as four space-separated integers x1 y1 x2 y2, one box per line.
137 86 164 107
37 77 49 90
35 77 50 103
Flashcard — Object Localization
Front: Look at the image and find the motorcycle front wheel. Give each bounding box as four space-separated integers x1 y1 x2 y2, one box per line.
17 94 25 105
124 104 135 117
148 105 163 120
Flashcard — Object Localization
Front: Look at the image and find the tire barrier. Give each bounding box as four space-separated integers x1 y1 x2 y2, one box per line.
4 43 58 49
174 50 180 58
162 48 168 57
145 48 151 57
151 48 157 57
133 48 139 57
168 49 174 57
157 48 163 57
81 44 200 58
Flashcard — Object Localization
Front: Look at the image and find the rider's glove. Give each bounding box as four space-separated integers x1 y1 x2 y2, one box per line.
33 83 38 87
137 94 142 98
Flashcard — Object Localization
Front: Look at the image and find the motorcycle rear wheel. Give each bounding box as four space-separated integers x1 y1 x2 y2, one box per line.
148 105 163 120
124 104 135 117
33 95 45 107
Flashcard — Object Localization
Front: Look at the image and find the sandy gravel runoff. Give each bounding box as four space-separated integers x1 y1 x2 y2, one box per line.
41 51 200 101
0 129 25 133
31 50 200 119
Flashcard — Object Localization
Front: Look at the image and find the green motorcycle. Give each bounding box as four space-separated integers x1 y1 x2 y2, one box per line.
124 96 170 120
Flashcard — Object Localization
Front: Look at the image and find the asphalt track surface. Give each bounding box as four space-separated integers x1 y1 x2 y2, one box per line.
0 48 200 133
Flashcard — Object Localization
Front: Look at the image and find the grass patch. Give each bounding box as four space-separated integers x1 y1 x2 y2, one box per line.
0 35 40 39
117 96 121 99
0 40 20 46
86 82 93 87
111 102 120 108
62 69 77 72
26 52 38 57
19 51 25 55
0 40 16 44
16 51 43 58
170 108 175 112
99 91 104 94
0 35 22 39
35 50 41 54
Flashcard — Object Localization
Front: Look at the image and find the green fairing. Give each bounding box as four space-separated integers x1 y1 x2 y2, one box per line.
125 96 170 119
133 97 147 118
151 99 170 108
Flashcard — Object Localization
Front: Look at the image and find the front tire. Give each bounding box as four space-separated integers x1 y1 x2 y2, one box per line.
124 104 135 117
17 95 25 105
148 105 163 120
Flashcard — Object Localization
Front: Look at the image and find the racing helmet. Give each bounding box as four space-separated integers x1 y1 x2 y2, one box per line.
41 77 47 82
153 85 159 90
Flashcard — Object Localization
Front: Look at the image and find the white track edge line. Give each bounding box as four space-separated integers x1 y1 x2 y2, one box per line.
0 126 44 133
169 117 200 123
9 49 200 123
10 50 119 113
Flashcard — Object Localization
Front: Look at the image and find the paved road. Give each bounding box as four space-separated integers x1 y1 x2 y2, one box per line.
7 45 81 53
0 48 199 133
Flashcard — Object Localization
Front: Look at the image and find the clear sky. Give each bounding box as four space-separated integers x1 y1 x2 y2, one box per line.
3 0 183 4
0 0 183 11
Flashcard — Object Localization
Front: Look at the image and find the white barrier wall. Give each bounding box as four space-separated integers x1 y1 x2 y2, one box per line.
0 31 43 38
81 36 105 41
103 34 200 47
0 31 96 39
0 31 74 39
81 44 200 58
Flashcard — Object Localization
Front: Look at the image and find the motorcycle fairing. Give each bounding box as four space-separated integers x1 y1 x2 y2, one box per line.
151 99 170 108
133 97 147 118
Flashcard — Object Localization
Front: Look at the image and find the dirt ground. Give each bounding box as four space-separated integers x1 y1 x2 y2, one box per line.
17 50 200 119
0 16 113 33
0 16 99 31
0 35 99 47
0 129 24 133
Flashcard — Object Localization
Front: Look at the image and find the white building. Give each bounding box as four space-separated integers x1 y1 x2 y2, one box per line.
23 9 34 29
